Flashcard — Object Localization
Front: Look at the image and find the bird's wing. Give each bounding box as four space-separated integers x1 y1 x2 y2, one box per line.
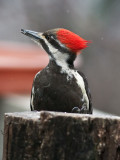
30 70 50 111
78 71 93 114
30 85 34 111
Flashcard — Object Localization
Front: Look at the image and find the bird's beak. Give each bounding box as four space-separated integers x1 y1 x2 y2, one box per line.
21 29 42 41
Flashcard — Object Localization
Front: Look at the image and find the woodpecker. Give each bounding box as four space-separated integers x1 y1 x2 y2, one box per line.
21 28 92 114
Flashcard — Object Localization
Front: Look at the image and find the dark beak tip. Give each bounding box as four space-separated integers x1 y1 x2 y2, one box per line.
21 29 26 34
20 29 40 40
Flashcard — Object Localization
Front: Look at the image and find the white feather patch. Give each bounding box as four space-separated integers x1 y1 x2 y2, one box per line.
35 71 41 79
30 86 34 109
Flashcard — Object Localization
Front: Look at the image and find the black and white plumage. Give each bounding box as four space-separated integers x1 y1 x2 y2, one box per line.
21 28 92 114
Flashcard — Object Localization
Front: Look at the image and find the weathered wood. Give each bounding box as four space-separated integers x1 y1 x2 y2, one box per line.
2 111 120 160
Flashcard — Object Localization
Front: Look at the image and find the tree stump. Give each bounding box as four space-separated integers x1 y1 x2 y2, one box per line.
2 111 120 160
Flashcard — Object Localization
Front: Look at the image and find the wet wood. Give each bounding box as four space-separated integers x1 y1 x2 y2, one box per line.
2 111 120 160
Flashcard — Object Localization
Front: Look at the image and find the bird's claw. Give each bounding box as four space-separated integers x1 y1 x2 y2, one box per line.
71 106 88 114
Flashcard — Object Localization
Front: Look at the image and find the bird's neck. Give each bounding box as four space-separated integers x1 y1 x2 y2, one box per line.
48 59 74 78
49 56 75 71
48 51 76 70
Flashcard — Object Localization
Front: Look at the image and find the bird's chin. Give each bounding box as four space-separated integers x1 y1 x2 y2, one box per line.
31 39 43 49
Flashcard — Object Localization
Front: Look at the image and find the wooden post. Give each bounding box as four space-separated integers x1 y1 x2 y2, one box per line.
2 111 120 160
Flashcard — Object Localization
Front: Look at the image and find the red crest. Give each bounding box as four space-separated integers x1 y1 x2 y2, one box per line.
57 29 90 53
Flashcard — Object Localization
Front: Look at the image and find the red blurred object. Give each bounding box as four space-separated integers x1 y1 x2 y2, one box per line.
0 42 49 95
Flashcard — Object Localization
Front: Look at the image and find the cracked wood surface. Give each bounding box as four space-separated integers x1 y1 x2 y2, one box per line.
2 111 120 160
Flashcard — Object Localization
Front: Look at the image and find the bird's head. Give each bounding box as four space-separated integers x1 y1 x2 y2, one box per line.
21 28 89 66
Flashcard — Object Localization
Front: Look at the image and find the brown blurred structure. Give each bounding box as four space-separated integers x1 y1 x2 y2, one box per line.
0 42 49 95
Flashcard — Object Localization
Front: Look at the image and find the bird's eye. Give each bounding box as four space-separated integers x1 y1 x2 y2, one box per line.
46 35 51 41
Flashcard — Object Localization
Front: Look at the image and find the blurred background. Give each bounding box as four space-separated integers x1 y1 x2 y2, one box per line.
0 0 120 158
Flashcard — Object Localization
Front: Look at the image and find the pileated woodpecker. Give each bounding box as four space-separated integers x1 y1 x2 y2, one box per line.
21 28 92 114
